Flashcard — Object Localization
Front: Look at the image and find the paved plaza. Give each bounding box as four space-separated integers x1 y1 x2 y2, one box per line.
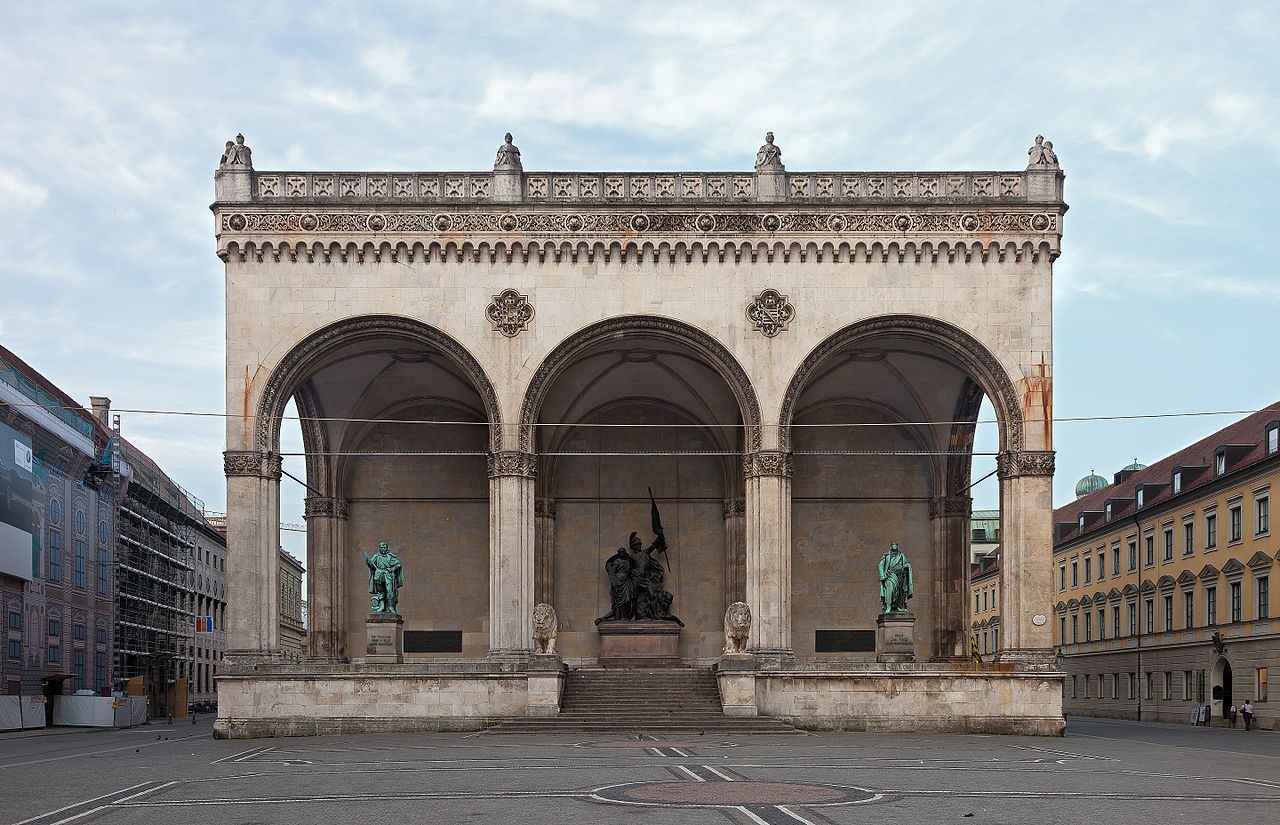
2 717 1278 824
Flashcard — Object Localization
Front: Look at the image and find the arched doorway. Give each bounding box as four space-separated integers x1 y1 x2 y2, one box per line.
1213 657 1233 719
254 316 501 661
779 315 1026 661
520 317 761 661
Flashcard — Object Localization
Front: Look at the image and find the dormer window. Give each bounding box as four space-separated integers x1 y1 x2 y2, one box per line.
1079 515 1086 531
1268 424 1279 456
1105 503 1113 521
1172 471 1181 494
1137 489 1145 507
1215 451 1226 476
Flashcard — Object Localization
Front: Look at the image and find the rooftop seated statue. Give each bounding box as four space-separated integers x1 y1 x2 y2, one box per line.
362 540 404 614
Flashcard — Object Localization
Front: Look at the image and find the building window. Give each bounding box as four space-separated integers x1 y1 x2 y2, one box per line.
48 645 61 663
49 498 61 524
1084 556 1092 584
1185 590 1195 629
6 611 19 630
1164 594 1174 630
1071 560 1079 587
1229 505 1242 542
1105 503 1112 521
1078 514 1085 531
48 528 63 581
1112 544 1120 575
1230 582 1242 623
1182 522 1193 557
1071 614 1079 643
983 590 989 611
1145 535 1155 566
1059 616 1067 643
7 640 19 659
1145 598 1155 633
1260 667 1270 702
1136 489 1145 508
975 592 980 613
1258 496 1270 535
1184 670 1194 701
1215 451 1226 476
48 618 61 637
1206 513 1217 549
1207 586 1218 625
74 509 85 536
1268 425 1279 456
95 652 106 691
72 650 85 691
1098 550 1106 579
74 541 86 588
992 627 998 650
97 548 109 594
1084 611 1092 641
1163 671 1173 701
1059 565 1066 591
1163 528 1174 562
1129 540 1138 571
73 624 85 641
1097 608 1106 640
1113 605 1121 638
95 628 107 645
1173 471 1182 494
1259 576 1270 620
1128 602 1137 636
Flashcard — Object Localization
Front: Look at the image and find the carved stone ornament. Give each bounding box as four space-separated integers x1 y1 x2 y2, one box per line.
723 498 746 519
494 132 522 172
223 450 281 479
532 603 557 654
929 495 973 520
218 133 253 171
534 497 557 520
996 450 1056 479
746 289 795 338
723 601 751 654
486 288 535 337
304 497 349 520
487 451 537 478
755 131 784 172
743 450 792 478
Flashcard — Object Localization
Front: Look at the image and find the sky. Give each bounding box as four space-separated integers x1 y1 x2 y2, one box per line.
2 1 1278 563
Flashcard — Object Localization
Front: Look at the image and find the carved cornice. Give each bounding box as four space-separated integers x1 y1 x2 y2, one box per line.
534 497 557 520
223 451 282 479
744 451 792 479
996 450 1056 479
723 498 746 518
304 496 349 520
487 451 537 479
929 495 973 520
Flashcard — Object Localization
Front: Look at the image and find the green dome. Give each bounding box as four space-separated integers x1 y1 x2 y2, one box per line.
1121 459 1147 472
1075 471 1109 498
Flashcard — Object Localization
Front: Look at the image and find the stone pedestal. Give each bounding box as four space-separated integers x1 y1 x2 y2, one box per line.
597 621 681 667
365 613 404 664
716 653 758 716
876 612 916 663
526 654 566 717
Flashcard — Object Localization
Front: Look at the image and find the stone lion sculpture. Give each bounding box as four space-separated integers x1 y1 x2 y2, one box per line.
723 601 751 654
532 603 558 654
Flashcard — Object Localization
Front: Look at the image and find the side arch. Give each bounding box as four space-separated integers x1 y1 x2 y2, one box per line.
254 315 503 454
517 315 763 453
777 314 1025 453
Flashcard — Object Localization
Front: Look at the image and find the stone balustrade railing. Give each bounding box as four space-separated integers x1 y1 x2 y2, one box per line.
238 169 1054 204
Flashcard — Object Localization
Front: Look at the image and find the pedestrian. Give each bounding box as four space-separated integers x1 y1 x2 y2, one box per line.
1229 704 1238 728
1242 700 1254 731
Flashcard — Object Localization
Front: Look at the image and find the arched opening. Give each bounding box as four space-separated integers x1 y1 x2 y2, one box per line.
1213 656 1233 719
780 316 1022 661
521 317 761 661
258 316 500 661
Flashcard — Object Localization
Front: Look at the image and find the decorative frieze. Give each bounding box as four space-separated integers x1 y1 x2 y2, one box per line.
223 450 282 479
486 289 534 337
996 450 1056 479
304 496 349 520
746 289 795 338
929 495 973 520
487 451 537 479
743 451 793 479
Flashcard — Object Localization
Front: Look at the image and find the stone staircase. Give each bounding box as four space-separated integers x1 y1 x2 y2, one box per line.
487 667 800 734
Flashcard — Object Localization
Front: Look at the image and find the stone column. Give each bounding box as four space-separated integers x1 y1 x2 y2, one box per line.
534 497 556 606
930 494 972 661
223 451 282 661
996 451 1056 664
723 498 746 607
488 451 536 662
744 451 793 666
303 496 348 661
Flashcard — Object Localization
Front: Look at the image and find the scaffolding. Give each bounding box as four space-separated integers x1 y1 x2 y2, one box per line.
111 429 202 712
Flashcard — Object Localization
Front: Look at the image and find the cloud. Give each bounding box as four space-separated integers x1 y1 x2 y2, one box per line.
0 168 48 208
360 44 412 86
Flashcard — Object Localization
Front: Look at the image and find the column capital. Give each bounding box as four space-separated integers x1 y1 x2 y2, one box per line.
534 496 557 520
743 450 792 479
304 496 348 520
929 494 972 520
996 450 1055 479
487 450 537 479
223 450 282 479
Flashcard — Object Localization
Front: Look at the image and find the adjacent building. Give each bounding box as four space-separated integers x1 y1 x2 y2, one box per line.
190 517 227 703
0 347 117 707
1051 405 1279 726
278 548 305 660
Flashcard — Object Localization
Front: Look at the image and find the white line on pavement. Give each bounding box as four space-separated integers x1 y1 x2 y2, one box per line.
673 765 705 781
775 806 818 825
10 782 157 825
703 765 735 781
0 735 197 769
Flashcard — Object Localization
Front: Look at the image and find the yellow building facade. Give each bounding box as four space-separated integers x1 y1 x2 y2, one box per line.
1051 408 1278 727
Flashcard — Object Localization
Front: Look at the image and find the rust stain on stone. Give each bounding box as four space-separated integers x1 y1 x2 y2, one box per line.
1015 354 1053 449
